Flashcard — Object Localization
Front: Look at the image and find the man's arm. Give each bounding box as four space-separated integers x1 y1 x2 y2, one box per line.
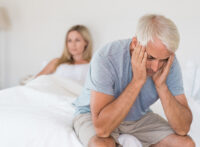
91 42 147 138
156 86 192 136
153 54 192 136
91 80 144 137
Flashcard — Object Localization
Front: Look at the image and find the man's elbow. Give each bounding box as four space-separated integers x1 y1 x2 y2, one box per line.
175 126 190 136
94 123 111 138
95 128 110 138
176 130 188 136
174 117 192 136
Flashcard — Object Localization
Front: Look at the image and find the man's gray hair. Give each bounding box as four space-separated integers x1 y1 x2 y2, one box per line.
136 14 180 52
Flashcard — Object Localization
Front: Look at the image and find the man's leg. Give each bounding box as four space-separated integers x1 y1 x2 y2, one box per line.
88 135 116 147
116 112 187 147
117 112 195 147
73 113 96 146
151 134 195 147
73 113 118 147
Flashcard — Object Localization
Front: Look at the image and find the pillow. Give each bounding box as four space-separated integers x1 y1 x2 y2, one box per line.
192 65 200 100
181 61 197 98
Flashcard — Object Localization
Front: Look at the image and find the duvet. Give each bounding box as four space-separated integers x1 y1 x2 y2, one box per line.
0 75 199 147
0 75 83 147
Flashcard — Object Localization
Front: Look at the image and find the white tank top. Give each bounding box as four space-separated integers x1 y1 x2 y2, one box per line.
53 63 89 85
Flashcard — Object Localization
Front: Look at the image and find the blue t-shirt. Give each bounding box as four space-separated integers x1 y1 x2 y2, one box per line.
73 39 184 121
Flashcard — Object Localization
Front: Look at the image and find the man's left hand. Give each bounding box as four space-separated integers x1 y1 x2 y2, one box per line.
152 54 175 89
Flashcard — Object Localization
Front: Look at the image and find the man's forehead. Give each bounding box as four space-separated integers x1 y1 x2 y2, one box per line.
146 41 172 60
146 51 170 60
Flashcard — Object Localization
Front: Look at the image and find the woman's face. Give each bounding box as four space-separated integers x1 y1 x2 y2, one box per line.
67 31 87 57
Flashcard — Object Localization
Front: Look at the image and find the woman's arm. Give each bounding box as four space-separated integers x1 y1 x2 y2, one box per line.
35 58 59 77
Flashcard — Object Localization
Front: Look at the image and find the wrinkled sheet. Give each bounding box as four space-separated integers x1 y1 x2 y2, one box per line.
0 74 199 147
0 75 83 147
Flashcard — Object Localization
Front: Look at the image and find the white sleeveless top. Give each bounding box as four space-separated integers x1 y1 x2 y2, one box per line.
53 63 89 85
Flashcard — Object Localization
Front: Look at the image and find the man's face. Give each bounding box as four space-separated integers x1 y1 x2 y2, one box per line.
145 38 172 76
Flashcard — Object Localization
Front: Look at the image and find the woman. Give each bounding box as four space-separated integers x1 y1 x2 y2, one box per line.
36 25 93 84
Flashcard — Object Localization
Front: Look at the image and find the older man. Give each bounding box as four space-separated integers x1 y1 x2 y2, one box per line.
73 14 195 147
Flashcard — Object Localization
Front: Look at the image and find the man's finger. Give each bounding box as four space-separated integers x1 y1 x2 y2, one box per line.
142 52 147 65
139 46 146 63
163 54 175 75
166 54 175 69
134 42 140 55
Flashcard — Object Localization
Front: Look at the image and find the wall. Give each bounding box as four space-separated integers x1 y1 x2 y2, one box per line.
0 0 200 88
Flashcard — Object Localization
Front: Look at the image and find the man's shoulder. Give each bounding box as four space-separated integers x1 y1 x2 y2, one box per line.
170 55 180 72
96 38 132 57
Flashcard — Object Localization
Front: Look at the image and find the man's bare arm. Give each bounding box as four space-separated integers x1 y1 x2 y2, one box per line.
153 54 192 135
157 86 192 136
91 42 147 137
91 79 144 137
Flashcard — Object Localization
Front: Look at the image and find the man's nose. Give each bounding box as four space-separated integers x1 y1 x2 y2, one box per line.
151 60 159 72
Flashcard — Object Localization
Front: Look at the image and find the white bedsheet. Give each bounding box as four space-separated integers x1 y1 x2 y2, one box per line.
0 75 199 147
0 75 83 147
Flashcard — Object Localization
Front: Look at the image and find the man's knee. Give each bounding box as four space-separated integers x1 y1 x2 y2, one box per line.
184 136 195 147
152 134 195 147
88 135 116 147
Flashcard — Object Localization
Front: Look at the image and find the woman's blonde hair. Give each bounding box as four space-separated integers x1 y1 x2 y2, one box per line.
56 25 93 67
136 14 180 52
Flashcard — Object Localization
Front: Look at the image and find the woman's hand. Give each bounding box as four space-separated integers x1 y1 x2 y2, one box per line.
131 42 147 85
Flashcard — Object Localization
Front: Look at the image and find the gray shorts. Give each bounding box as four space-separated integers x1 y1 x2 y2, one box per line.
73 112 174 147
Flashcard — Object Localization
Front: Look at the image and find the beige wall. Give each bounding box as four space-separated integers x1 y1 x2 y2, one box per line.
0 0 200 88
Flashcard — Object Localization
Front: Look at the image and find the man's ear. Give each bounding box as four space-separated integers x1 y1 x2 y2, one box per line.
130 37 137 49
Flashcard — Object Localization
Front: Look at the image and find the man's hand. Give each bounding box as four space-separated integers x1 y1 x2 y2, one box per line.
152 54 175 88
131 42 147 85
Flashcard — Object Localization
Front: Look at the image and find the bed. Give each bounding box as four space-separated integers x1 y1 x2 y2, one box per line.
0 62 200 147
0 75 83 147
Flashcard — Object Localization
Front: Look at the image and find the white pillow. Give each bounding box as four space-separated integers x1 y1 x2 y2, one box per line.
192 66 200 100
181 61 197 98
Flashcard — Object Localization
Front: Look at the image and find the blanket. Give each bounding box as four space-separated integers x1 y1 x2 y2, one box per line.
0 75 83 147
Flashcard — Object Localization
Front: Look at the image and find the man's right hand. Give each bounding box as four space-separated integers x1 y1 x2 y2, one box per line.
131 42 147 85
91 43 148 137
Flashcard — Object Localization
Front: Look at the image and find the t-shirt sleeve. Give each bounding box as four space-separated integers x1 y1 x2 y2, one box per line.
166 56 184 96
87 53 115 96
